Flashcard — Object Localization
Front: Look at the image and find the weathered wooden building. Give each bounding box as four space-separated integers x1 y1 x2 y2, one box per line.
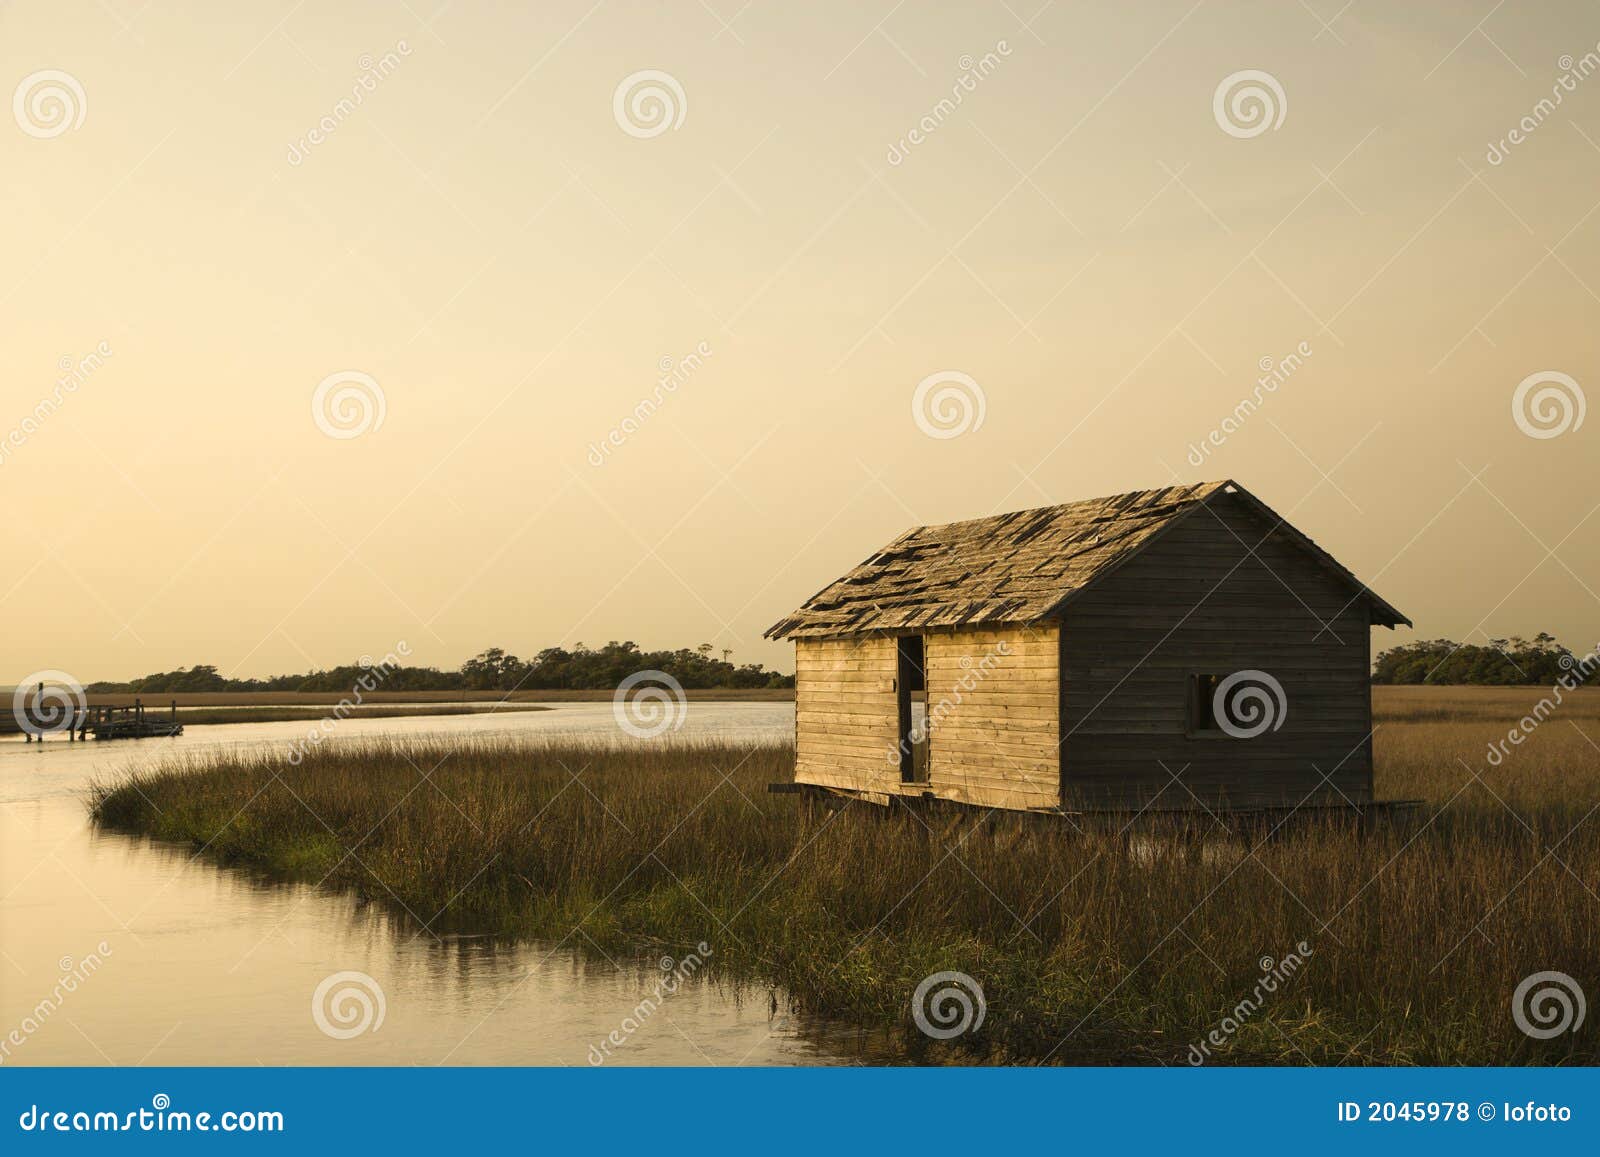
765 481 1408 813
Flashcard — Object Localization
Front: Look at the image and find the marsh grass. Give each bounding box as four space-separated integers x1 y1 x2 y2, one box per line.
1373 684 1600 726
170 703 549 725
90 696 1600 1065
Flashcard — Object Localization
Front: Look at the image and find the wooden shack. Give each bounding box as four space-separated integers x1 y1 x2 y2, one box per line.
765 481 1409 814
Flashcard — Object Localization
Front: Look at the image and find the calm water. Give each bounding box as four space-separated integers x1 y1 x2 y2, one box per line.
0 702 880 1067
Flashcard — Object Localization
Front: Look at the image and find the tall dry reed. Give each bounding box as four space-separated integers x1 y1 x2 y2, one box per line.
91 692 1600 1063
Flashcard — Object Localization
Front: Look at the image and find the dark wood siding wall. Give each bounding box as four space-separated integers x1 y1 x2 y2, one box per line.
1060 491 1375 810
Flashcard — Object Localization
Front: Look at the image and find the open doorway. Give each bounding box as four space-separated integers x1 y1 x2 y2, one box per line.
896 636 927 783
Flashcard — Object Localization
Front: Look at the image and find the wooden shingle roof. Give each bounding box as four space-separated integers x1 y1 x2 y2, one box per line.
764 480 1409 640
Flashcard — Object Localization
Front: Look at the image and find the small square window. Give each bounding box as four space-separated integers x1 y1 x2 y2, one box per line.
1188 673 1223 735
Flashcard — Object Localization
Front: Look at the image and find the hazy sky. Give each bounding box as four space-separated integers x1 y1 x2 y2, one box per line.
4 1 1599 681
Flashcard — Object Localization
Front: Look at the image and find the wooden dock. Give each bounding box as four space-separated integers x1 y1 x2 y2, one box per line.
12 698 184 742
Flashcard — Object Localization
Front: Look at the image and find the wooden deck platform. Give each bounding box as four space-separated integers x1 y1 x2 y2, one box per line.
770 781 1422 835
12 699 184 742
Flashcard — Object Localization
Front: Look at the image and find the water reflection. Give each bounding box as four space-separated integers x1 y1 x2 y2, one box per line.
0 701 897 1066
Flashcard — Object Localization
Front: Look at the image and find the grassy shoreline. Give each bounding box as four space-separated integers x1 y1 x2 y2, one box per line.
89 707 1600 1065
168 703 551 725
79 688 795 708
73 684 1600 711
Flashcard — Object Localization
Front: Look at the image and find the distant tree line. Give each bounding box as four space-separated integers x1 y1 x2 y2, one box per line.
1371 633 1599 685
86 641 795 694
96 633 1597 693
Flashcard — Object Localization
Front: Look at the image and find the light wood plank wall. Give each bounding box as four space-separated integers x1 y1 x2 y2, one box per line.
794 636 900 796
924 625 1061 810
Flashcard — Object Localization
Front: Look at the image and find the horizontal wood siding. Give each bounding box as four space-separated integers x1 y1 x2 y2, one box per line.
924 625 1061 810
794 636 898 795
1062 491 1374 809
